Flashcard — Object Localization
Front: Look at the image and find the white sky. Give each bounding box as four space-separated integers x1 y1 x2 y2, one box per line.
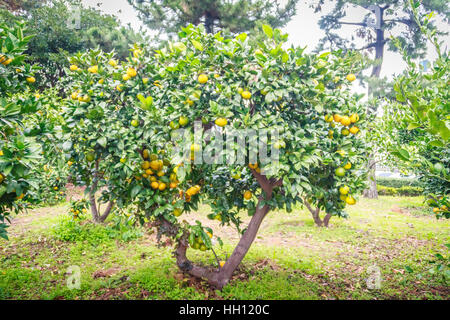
82 0 449 86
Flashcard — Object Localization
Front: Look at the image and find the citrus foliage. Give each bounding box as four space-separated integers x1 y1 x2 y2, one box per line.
62 23 368 287
380 5 449 218
0 21 40 239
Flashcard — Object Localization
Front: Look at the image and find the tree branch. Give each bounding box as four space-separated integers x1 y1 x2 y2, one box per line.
337 21 367 27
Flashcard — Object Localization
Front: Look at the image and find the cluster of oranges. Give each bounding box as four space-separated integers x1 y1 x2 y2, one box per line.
325 113 360 138
432 204 448 214
138 150 176 192
2 55 35 82
191 231 213 251
70 207 87 219
180 184 201 203
0 54 12 65
338 185 356 205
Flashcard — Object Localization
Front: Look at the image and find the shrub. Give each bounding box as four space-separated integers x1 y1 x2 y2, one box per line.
52 212 142 244
377 177 422 189
377 185 423 196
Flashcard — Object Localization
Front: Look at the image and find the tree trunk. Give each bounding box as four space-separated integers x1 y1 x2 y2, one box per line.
171 170 281 289
303 198 332 227
204 11 214 34
323 213 332 227
89 159 114 222
363 6 386 199
363 158 378 199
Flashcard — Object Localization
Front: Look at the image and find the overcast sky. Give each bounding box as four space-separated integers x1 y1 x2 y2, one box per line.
81 0 448 85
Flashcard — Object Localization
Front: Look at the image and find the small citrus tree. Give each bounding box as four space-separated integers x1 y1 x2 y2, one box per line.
0 21 40 239
379 3 449 218
304 110 368 227
63 24 368 288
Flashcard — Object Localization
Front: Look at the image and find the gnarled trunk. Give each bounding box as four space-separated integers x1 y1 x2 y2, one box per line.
304 198 332 227
89 159 115 223
170 170 281 290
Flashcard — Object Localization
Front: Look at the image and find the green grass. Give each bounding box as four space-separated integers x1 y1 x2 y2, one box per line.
0 196 448 300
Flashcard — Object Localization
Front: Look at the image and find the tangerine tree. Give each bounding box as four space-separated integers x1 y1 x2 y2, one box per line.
379 4 449 218
304 110 368 227
63 24 368 288
0 21 40 239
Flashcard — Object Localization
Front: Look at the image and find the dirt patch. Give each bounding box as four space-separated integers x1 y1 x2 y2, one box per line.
64 184 86 201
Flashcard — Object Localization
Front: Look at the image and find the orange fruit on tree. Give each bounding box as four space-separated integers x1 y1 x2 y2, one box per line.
339 185 350 195
156 170 165 177
345 195 356 205
198 74 208 84
88 65 98 73
248 163 258 169
335 167 346 177
169 182 177 189
243 191 252 200
341 128 350 136
340 116 351 127
346 73 356 82
127 68 137 78
179 116 189 126
343 163 352 170
241 90 252 99
151 181 159 190
349 126 359 134
142 161 151 170
350 113 359 123
215 118 227 127
333 114 342 122
158 182 167 191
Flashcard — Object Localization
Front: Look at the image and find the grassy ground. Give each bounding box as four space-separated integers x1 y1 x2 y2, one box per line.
0 196 448 300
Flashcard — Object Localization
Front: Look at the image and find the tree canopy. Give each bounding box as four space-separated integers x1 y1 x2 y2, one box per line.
128 0 299 35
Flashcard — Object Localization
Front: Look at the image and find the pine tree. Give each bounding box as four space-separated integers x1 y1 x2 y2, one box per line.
128 0 299 35
311 0 449 198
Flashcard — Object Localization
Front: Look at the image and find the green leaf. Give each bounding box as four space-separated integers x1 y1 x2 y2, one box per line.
407 122 421 130
429 140 444 147
236 33 247 42
262 24 273 38
190 39 203 51
97 137 107 148
131 184 142 198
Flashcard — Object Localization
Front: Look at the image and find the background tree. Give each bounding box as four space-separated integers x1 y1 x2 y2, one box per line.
311 0 449 199
0 0 145 88
379 2 449 218
128 0 299 35
0 21 41 239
